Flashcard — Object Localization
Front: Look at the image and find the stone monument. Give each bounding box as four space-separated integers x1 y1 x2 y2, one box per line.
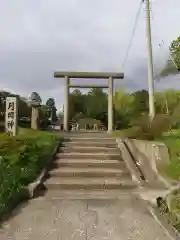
5 96 18 136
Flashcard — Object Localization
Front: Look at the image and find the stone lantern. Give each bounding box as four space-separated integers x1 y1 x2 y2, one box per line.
29 92 42 130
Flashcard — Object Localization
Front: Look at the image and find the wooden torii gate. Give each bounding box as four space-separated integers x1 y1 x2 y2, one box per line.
54 71 124 133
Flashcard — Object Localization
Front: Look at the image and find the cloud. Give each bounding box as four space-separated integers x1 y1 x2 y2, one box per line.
0 0 180 110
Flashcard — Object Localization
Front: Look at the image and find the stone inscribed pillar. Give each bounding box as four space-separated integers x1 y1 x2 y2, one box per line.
5 97 18 136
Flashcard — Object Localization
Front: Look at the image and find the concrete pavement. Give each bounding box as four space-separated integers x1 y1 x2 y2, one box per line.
0 192 176 240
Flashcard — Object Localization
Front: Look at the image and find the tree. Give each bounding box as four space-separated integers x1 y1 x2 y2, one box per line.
45 98 57 122
114 89 134 115
131 90 149 116
18 98 31 119
46 98 55 108
85 88 108 127
30 92 42 104
113 89 134 128
67 88 108 127
0 91 31 122
161 36 180 76
69 90 86 120
170 36 180 70
155 92 167 114
162 90 180 114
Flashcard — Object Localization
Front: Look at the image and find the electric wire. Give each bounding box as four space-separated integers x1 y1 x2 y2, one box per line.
121 0 144 70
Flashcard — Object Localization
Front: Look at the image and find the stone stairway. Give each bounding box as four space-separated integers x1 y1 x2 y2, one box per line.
44 134 136 191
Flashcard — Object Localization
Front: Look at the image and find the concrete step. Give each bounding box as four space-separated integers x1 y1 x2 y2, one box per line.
61 146 120 154
45 177 135 190
63 141 117 147
64 137 116 143
56 152 121 160
43 189 136 200
51 159 125 168
48 167 130 178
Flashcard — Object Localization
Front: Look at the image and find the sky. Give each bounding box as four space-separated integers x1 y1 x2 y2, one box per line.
0 0 180 111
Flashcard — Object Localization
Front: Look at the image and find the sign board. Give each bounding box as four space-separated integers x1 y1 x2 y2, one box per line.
5 97 18 136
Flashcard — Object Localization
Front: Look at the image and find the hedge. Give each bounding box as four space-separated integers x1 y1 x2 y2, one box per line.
0 130 61 219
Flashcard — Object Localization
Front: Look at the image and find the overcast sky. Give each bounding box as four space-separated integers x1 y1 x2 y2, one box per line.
0 0 180 111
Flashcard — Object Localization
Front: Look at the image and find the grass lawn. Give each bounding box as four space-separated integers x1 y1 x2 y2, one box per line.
112 128 137 138
157 129 180 181
0 127 62 219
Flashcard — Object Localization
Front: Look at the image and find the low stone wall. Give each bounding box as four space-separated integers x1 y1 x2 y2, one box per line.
117 138 170 188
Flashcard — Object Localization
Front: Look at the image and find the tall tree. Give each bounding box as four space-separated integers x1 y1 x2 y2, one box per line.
69 90 86 120
131 90 149 116
85 88 108 126
45 98 57 122
113 89 134 128
46 98 55 108
161 36 180 76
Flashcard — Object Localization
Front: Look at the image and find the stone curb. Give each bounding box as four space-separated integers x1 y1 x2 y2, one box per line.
157 187 180 237
27 140 62 198
116 138 145 186
137 187 180 239
148 204 180 240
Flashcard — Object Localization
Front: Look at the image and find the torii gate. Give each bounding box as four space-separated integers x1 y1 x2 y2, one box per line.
54 71 124 132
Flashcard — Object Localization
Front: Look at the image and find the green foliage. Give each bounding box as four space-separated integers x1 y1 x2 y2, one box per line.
157 129 180 181
160 59 179 77
0 129 60 219
161 36 180 76
46 98 55 108
130 90 149 117
69 88 108 128
170 36 180 70
30 92 42 104
18 98 31 119
124 114 171 140
0 91 31 124
114 89 134 128
157 190 180 232
68 88 180 131
45 98 57 122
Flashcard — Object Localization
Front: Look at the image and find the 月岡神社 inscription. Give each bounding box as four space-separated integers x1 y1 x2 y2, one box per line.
5 97 18 136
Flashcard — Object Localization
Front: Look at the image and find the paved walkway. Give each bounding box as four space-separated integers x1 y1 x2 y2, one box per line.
0 192 176 240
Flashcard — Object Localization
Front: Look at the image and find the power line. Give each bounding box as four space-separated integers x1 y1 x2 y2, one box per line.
121 0 144 70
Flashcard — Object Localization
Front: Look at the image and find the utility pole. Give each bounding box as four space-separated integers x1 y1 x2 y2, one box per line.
145 0 155 120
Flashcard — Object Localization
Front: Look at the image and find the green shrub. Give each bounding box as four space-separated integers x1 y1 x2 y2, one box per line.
0 129 60 219
0 121 4 132
126 114 171 140
0 157 29 218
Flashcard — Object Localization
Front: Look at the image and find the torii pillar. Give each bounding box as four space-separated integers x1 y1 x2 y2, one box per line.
64 76 69 131
108 76 113 132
